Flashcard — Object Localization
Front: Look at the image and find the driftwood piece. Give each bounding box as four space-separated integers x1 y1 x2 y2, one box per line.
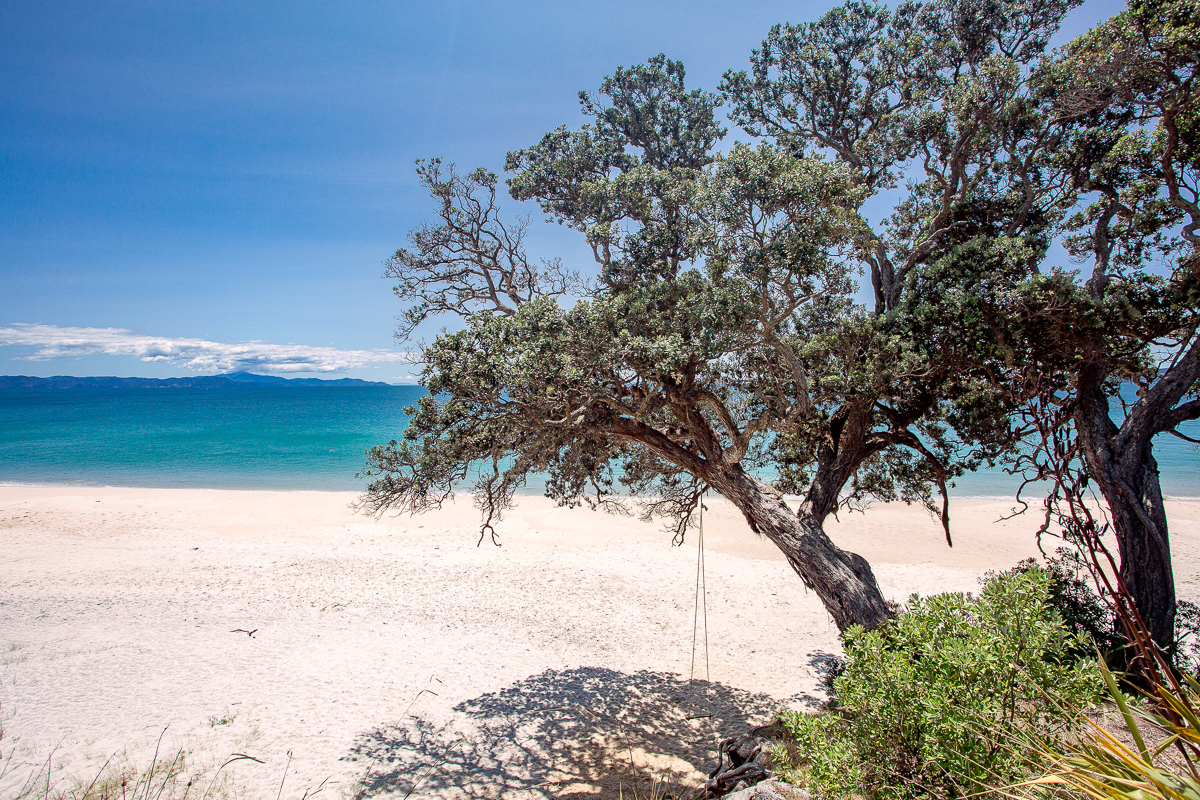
705 720 790 798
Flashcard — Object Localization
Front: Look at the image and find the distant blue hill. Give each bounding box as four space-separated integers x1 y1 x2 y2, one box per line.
0 372 392 389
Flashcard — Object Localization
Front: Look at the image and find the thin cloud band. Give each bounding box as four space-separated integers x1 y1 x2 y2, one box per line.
0 323 410 374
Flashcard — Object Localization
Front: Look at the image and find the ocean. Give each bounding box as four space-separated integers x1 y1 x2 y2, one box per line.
0 386 421 491
0 386 1197 498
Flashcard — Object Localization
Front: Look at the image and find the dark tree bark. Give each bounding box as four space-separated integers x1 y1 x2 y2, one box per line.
597 389 893 633
708 464 890 633
1074 361 1190 652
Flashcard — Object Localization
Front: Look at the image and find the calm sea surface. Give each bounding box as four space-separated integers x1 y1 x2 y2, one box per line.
1 386 1197 498
0 386 422 491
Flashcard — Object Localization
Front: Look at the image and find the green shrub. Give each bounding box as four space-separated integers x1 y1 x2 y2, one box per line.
774 567 1103 800
993 550 1123 660
994 551 1200 675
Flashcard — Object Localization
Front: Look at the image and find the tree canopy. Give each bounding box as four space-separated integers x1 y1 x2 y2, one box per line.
361 0 1198 636
999 0 1200 649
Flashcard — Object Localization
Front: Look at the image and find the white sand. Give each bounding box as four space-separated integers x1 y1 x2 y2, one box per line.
2 487 1198 798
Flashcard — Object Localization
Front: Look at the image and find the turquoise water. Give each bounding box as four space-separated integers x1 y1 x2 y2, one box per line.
0 387 423 491
0 386 1196 497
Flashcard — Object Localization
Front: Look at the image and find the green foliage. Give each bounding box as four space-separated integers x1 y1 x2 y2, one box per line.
363 0 1091 549
992 550 1124 660
363 0 1200 636
774 568 1103 800
1009 0 1200 649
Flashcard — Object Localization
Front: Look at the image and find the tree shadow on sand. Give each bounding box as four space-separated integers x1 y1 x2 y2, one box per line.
805 650 844 695
343 666 800 799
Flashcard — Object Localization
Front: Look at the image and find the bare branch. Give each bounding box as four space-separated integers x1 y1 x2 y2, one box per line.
387 160 591 342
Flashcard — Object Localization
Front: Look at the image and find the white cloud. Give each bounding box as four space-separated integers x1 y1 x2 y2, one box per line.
0 323 411 374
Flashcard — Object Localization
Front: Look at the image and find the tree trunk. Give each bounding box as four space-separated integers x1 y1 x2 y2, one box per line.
1076 371 1177 651
708 465 890 633
1108 453 1176 651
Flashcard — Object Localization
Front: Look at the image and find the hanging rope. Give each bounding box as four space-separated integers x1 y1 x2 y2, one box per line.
690 492 710 683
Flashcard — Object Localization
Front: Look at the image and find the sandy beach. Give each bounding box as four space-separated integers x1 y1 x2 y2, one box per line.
2 486 1199 798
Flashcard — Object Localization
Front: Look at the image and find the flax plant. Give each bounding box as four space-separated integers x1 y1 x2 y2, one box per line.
1026 636 1200 800
1011 499 1200 800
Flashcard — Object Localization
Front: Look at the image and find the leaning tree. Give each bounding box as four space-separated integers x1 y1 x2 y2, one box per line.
361 0 1081 632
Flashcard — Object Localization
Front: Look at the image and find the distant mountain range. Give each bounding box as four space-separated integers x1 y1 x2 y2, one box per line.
0 372 392 389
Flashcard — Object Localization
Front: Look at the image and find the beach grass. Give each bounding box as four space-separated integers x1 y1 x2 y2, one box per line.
0 721 285 800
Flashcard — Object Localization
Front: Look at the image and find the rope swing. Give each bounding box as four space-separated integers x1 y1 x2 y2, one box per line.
689 491 710 684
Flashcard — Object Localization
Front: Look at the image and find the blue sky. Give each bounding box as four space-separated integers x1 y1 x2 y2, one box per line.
0 0 1124 382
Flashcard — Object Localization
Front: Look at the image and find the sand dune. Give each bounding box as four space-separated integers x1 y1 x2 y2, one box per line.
2 487 1198 798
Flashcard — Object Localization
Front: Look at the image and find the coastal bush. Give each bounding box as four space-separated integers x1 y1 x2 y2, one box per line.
992 552 1200 675
992 550 1123 660
773 567 1103 800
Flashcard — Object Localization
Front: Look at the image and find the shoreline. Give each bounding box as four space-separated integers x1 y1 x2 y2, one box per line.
4 479 1200 503
3 486 1199 798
